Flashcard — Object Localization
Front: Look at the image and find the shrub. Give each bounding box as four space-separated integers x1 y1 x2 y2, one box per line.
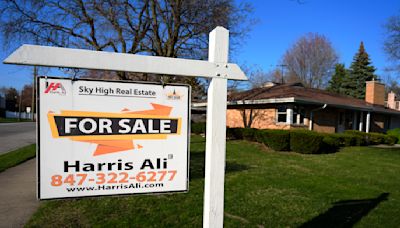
254 129 265 143
387 128 400 144
344 130 398 146
262 130 290 151
329 133 364 146
242 128 257 141
344 130 367 146
290 130 324 154
344 130 366 137
335 134 357 146
321 135 341 153
226 128 244 140
191 122 206 135
321 134 344 146
384 135 398 146
351 135 365 146
367 133 385 145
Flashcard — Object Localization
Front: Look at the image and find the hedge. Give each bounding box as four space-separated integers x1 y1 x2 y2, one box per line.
384 135 398 146
261 130 291 151
242 128 257 141
290 130 324 154
344 130 395 146
327 133 364 146
321 134 342 153
191 122 206 135
227 128 244 140
254 129 265 143
192 125 398 153
387 128 400 144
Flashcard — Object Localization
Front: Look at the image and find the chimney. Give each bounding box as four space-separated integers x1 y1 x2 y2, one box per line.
387 91 400 110
261 82 277 88
387 91 396 109
365 80 385 106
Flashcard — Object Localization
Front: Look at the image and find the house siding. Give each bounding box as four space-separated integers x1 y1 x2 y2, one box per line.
312 108 337 133
224 106 396 134
226 109 290 130
226 108 310 130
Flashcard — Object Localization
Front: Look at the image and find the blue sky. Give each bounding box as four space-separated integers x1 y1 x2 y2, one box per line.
235 0 400 79
0 0 399 90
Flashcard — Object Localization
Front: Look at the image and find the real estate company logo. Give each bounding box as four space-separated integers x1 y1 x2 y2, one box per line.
44 82 66 95
166 89 183 101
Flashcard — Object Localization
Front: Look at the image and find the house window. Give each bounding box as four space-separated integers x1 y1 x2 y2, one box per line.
293 106 305 125
276 105 287 123
276 105 305 124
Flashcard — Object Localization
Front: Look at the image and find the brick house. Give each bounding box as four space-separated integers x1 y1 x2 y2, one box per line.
193 80 400 133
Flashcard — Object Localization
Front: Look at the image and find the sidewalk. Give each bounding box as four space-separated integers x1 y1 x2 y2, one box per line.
370 144 400 148
0 159 39 227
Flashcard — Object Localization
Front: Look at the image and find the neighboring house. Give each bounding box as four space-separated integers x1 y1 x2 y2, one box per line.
387 91 400 111
193 80 400 133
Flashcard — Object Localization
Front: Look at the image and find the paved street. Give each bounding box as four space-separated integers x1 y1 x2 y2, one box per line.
0 122 36 154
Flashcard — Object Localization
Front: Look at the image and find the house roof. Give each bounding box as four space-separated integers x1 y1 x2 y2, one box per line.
226 83 400 115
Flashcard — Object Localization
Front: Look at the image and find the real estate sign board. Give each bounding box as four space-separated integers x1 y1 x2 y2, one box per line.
38 77 190 199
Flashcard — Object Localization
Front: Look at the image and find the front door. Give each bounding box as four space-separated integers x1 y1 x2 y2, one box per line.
337 112 345 133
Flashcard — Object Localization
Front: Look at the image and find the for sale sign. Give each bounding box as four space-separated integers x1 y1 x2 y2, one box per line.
38 77 190 199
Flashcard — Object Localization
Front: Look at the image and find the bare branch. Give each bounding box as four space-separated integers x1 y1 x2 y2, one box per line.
283 33 338 88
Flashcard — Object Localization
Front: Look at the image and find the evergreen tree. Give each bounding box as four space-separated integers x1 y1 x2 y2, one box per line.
342 42 377 99
327 64 348 94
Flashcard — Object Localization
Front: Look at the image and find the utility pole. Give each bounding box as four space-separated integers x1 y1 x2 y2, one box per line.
32 66 37 120
276 64 287 84
18 90 22 121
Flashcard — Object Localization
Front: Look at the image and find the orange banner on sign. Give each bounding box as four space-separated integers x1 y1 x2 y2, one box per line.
47 103 181 156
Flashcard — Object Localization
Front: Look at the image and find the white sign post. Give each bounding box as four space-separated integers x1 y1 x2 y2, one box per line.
4 26 247 227
204 27 229 228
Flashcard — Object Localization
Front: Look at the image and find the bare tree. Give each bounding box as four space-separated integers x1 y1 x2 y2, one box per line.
229 65 282 92
247 68 271 88
0 0 253 95
146 0 253 59
0 0 252 61
386 80 400 96
228 66 274 128
1 1 149 56
384 14 400 74
283 33 338 88
20 84 34 110
239 108 264 128
238 68 266 128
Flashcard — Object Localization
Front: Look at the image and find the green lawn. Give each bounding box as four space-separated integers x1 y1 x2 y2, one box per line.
0 144 36 172
26 136 400 227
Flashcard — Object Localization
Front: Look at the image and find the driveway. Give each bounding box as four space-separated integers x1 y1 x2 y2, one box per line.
0 122 36 154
